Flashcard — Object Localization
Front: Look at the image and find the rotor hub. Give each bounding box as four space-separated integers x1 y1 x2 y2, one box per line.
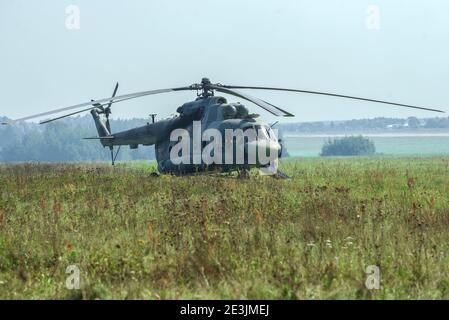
201 78 211 86
193 77 215 98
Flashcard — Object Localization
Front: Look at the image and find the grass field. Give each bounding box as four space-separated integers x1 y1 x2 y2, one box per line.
0 157 448 299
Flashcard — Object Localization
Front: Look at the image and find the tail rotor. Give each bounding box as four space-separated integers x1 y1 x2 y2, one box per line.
104 82 119 134
91 82 120 165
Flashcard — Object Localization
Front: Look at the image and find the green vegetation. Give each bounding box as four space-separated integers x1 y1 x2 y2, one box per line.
320 136 376 156
0 158 448 299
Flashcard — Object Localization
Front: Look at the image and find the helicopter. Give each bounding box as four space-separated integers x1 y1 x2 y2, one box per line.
2 77 445 176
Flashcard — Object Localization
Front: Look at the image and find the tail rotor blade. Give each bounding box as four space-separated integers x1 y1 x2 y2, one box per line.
107 82 119 110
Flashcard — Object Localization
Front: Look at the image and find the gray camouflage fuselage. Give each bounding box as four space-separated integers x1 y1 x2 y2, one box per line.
91 96 282 174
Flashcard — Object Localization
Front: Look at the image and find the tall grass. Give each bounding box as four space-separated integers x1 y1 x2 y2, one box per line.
0 157 448 299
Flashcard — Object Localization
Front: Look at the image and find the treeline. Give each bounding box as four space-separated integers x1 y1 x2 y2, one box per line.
0 115 155 162
279 116 449 133
1 115 448 162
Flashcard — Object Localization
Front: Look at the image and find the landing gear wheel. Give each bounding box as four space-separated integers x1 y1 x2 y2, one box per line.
237 169 250 179
273 170 289 179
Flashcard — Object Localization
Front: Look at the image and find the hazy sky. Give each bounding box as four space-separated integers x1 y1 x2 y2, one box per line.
1 0 449 123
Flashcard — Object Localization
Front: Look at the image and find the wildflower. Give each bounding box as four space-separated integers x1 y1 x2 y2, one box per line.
306 243 315 247
52 200 61 214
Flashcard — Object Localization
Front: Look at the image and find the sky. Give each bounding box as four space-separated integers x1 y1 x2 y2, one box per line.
1 0 449 123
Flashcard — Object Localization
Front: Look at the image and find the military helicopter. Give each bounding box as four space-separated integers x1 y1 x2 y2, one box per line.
2 77 445 176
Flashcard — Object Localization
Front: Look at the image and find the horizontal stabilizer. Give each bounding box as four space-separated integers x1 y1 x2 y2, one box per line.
83 136 115 140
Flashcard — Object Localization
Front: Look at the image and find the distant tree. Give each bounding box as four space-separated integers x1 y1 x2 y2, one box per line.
424 117 449 129
407 117 420 129
320 136 376 157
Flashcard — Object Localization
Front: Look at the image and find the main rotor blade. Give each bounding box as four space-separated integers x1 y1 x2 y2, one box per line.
6 86 192 124
39 92 168 124
211 86 294 117
260 99 295 117
221 85 445 113
39 106 96 124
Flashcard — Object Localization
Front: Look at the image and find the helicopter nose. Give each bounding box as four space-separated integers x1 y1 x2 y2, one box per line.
245 140 281 165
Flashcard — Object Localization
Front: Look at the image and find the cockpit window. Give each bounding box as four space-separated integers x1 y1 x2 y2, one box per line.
242 126 258 143
258 126 270 140
267 127 278 141
242 125 277 142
